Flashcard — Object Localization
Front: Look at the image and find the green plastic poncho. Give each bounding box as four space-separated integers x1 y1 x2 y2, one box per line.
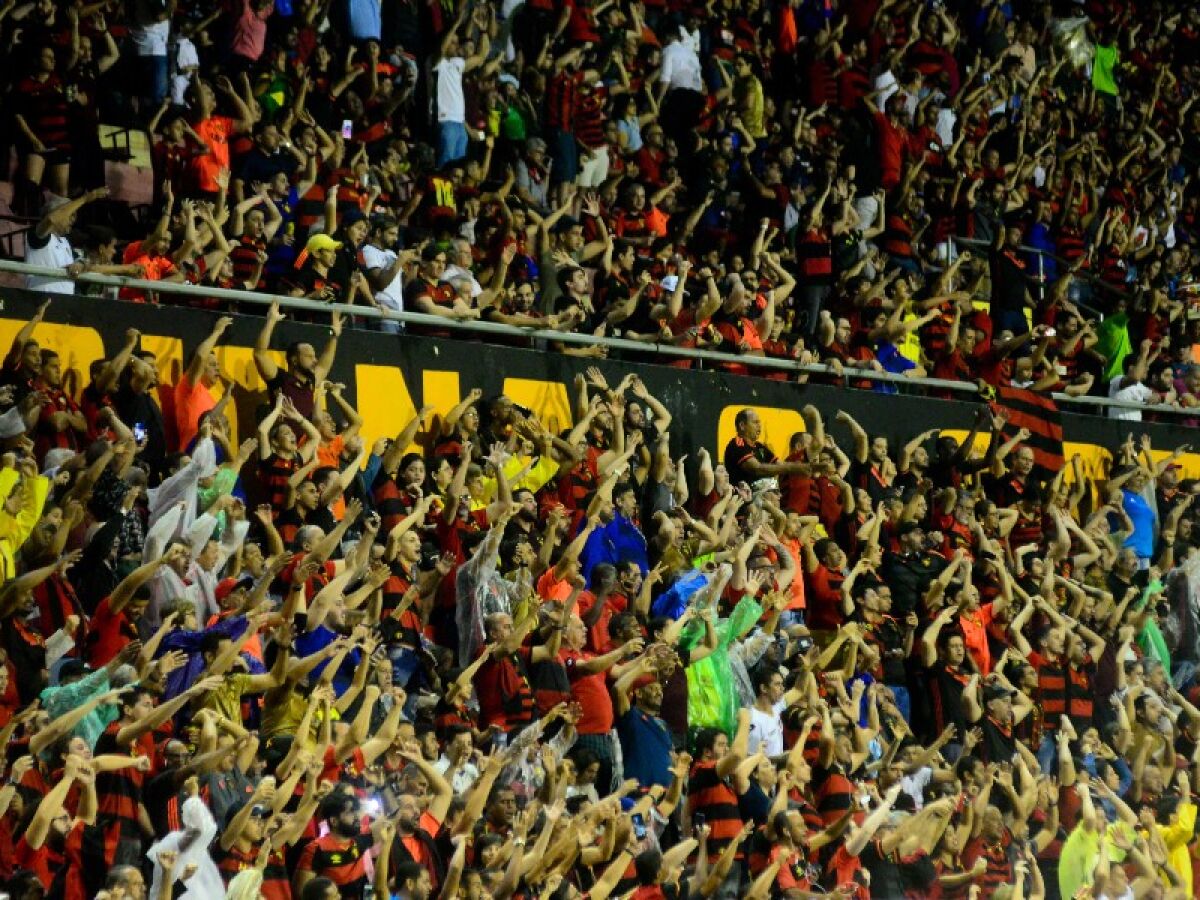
197 467 239 538
1092 43 1119 96
1132 578 1170 672
684 594 764 737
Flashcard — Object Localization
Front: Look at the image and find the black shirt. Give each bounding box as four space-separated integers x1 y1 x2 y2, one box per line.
881 551 947 617
114 383 167 477
723 436 777 487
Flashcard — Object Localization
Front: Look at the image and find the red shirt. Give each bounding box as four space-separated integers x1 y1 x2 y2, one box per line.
560 648 614 734
87 596 136 667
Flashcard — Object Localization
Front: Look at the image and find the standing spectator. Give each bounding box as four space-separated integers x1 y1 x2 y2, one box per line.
432 7 491 166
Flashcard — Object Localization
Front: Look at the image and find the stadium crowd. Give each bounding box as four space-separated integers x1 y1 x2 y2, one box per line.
4 0 1200 896
1 296 1200 900
3 0 1200 412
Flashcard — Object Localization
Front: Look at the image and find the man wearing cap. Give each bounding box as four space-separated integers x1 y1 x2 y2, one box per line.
24 189 108 296
218 774 328 898
1154 454 1188 513
39 641 142 750
882 520 947 618
976 683 1021 763
614 646 675 788
285 233 348 301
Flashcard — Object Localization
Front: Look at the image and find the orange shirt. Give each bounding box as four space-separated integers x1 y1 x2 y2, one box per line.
119 241 177 302
174 375 215 450
191 116 235 192
536 568 575 603
317 434 346 519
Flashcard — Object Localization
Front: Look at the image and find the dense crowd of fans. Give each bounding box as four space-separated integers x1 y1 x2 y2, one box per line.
1 297 1200 900
4 0 1200 412
5 0 1200 897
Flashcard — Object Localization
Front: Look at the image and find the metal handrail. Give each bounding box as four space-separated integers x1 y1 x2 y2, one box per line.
0 259 1193 419
0 260 978 392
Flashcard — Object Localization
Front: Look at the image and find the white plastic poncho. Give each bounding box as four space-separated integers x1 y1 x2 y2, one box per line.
223 869 264 900
146 796 224 900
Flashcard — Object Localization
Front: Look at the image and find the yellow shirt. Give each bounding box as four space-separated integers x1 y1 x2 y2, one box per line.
1154 801 1196 888
0 469 49 582
201 673 252 722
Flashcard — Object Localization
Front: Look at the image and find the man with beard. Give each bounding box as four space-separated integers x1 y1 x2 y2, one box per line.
90 678 223 883
218 765 329 898
388 741 454 895
253 300 342 420
613 648 677 788
14 753 96 899
294 790 390 897
362 215 408 333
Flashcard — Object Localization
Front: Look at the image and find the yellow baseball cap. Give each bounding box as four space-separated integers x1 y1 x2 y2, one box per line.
305 233 343 253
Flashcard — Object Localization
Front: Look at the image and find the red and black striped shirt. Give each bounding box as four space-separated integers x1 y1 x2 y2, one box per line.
688 761 743 861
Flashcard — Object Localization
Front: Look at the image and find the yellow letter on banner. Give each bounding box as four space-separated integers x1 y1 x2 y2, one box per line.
355 364 419 451
503 378 574 435
0 319 105 399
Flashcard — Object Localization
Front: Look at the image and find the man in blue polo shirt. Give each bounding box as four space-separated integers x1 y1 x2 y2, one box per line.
614 650 675 788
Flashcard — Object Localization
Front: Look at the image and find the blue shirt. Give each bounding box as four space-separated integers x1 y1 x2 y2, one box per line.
346 0 381 41
1122 488 1156 559
873 342 915 394
616 707 673 788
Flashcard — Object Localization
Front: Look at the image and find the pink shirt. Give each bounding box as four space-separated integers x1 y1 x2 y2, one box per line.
229 0 273 62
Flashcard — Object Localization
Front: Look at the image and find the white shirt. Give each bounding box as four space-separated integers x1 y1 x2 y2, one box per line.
901 766 933 811
434 57 466 123
874 70 898 110
442 263 482 298
748 700 785 757
660 41 703 92
434 755 480 794
1108 376 1155 421
132 19 170 57
362 243 404 311
25 231 76 295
